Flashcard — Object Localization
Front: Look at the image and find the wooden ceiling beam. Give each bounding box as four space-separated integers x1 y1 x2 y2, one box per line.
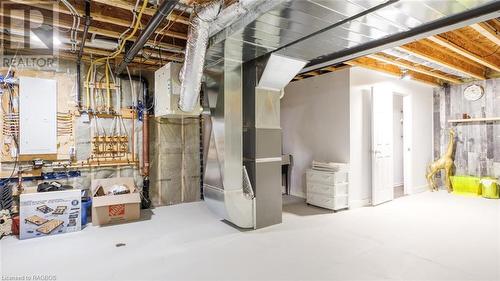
0 12 185 54
91 0 190 24
58 53 160 71
427 35 500 73
346 57 441 87
368 53 462 84
470 22 500 46
398 41 486 80
1 4 188 40
450 28 500 59
2 33 182 67
9 1 189 40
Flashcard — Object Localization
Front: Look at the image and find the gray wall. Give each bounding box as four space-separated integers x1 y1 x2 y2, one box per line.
281 69 350 197
433 78 500 182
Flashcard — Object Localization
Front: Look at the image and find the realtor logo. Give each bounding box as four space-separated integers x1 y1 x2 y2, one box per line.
1 1 59 69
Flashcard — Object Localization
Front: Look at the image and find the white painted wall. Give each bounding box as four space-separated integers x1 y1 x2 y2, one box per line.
281 69 350 197
350 67 434 206
393 95 404 186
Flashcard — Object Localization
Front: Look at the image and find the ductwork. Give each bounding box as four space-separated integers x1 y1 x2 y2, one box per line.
208 0 263 36
178 0 268 112
177 1 221 112
202 60 255 229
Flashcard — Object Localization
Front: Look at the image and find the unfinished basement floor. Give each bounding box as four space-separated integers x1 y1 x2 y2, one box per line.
1 191 499 281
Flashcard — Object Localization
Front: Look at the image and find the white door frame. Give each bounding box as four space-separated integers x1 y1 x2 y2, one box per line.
402 94 412 196
371 89 413 205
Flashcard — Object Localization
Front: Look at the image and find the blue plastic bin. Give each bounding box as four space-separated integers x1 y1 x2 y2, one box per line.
81 198 92 226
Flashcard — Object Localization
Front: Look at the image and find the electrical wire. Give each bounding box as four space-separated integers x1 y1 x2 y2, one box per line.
140 5 189 64
60 0 81 52
85 0 148 111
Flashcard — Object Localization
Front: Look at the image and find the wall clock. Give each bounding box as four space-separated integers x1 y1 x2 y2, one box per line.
463 84 484 101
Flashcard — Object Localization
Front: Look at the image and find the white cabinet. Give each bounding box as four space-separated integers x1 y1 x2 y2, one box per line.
306 169 349 211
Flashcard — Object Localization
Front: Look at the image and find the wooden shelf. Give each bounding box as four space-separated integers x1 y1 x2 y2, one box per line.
448 117 500 123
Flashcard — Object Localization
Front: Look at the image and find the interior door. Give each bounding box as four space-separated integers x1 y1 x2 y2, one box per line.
371 86 394 205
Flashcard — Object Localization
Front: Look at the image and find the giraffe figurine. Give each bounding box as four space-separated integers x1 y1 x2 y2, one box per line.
426 128 456 192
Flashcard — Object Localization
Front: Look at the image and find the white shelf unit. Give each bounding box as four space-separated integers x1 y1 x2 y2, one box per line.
306 168 349 211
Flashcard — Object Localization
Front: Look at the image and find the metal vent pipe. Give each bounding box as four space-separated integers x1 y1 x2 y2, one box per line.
177 1 221 112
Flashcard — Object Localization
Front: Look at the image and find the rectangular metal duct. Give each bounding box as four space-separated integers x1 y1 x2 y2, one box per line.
204 0 499 73
257 54 307 91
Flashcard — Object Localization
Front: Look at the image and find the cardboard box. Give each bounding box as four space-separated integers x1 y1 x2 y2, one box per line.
19 189 81 240
91 177 141 226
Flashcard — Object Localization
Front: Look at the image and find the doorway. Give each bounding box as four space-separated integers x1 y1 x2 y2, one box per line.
371 87 412 205
393 95 404 199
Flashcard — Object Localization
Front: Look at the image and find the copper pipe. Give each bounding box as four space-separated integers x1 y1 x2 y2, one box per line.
131 109 135 162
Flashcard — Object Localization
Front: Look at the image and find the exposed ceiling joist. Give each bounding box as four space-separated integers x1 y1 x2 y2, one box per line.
368 53 462 84
470 22 500 46
346 57 441 87
0 13 185 55
11 1 189 40
428 35 500 73
58 52 160 70
91 0 189 24
2 31 183 64
398 41 486 80
0 8 188 41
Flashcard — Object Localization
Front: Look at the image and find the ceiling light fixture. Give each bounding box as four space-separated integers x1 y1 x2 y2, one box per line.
400 69 411 80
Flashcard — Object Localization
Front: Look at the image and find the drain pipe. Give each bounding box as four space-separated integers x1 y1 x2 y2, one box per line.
115 0 179 75
76 0 91 109
118 74 151 208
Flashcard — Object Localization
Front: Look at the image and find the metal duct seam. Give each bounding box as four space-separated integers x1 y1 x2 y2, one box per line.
178 1 221 112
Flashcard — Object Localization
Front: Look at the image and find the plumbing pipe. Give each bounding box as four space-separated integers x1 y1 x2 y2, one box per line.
115 0 180 75
77 0 91 109
118 74 151 208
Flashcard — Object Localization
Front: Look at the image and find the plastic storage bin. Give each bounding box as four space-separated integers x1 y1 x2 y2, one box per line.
480 178 499 199
450 176 481 196
81 198 92 226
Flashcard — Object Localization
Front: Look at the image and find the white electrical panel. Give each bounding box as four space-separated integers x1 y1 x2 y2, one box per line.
19 76 57 156
154 62 201 118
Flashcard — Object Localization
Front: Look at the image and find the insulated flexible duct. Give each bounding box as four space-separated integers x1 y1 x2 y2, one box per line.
178 0 266 113
178 1 221 112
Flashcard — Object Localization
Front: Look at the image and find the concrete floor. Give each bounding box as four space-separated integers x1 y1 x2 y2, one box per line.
1 191 499 281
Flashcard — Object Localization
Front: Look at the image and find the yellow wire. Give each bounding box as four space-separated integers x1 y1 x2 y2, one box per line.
84 0 148 110
105 60 111 112
86 65 93 109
